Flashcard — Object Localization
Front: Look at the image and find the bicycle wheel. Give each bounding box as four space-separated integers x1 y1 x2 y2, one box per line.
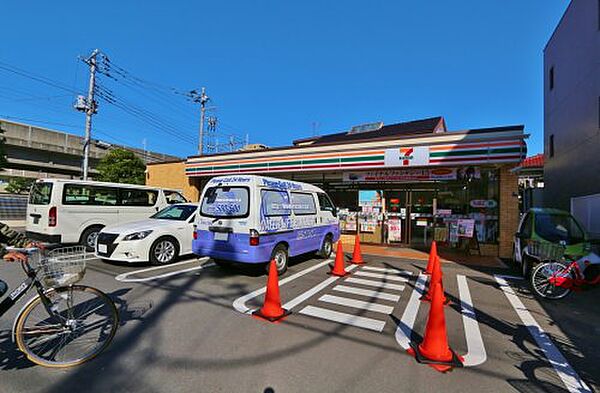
530 262 571 300
14 285 118 368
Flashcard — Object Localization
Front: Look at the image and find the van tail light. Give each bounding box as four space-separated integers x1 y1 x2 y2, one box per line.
249 229 259 246
193 230 198 240
48 207 57 227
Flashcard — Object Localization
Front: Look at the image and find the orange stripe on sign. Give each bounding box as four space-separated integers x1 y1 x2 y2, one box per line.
187 149 385 167
429 141 522 152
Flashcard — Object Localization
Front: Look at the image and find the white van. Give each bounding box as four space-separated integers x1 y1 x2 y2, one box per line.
26 179 188 249
193 175 340 274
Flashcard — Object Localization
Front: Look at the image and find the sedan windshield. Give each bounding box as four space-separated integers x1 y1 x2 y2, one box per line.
535 213 585 244
151 205 197 221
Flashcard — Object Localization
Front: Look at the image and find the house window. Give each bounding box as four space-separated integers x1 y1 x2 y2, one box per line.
549 67 554 91
549 134 555 158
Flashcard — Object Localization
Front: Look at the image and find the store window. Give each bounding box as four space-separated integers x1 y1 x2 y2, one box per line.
435 168 500 245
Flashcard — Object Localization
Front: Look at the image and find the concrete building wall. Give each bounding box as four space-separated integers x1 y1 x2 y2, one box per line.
544 0 600 210
146 161 201 202
0 119 180 180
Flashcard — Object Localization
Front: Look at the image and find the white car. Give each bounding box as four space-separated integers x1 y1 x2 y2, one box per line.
95 203 198 265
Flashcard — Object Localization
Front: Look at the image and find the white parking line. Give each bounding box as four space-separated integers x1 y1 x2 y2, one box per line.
360 266 413 275
395 273 428 350
345 277 405 291
318 294 394 314
298 305 386 332
332 285 401 302
114 258 212 283
353 271 409 282
494 275 591 393
232 259 333 314
457 275 487 367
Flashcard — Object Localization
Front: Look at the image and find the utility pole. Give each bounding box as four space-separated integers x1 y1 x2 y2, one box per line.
142 138 147 163
78 49 99 180
189 87 210 155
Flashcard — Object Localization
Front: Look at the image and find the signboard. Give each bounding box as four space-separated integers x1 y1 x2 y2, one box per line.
384 146 429 167
343 168 457 183
387 219 402 242
469 199 497 209
358 190 383 207
457 219 475 238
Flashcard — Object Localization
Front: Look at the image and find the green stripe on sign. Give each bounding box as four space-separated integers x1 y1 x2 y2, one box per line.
341 155 384 163
430 147 521 158
269 160 303 167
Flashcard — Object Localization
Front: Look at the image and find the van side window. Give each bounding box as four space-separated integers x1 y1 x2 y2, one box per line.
63 185 118 206
164 190 187 204
317 193 336 215
261 190 291 216
291 192 316 215
120 189 158 206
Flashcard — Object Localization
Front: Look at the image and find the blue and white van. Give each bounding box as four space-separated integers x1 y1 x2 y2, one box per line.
193 175 340 274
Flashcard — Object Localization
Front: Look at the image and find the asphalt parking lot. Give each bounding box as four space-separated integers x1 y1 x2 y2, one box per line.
1 252 598 393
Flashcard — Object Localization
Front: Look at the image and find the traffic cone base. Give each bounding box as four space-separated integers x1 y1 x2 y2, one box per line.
253 308 291 322
407 344 464 373
330 242 349 276
351 234 365 264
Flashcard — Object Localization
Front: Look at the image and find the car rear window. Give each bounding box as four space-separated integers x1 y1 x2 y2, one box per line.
200 186 249 218
29 182 53 205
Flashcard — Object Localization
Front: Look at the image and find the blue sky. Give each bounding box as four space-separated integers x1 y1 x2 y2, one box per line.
0 1 569 158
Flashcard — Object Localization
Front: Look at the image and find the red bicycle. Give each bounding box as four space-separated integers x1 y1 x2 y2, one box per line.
530 242 600 300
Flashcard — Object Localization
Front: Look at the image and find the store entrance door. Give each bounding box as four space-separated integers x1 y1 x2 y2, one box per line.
408 189 435 247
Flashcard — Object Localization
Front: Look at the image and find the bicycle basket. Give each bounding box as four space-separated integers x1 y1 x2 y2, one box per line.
527 240 565 261
37 246 92 288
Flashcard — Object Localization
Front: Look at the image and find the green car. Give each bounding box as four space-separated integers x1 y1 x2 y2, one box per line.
513 208 590 277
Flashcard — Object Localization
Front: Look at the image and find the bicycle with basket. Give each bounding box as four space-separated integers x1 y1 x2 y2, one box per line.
529 240 600 300
0 246 118 367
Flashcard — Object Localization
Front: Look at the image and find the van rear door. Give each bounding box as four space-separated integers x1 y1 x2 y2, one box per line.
26 181 54 230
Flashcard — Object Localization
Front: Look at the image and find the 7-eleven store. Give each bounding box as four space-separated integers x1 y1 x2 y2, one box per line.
147 118 527 258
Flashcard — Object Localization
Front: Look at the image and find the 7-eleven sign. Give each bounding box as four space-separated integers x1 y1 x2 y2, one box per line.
384 146 429 167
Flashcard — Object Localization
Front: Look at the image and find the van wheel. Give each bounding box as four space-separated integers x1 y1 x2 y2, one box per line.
149 237 179 265
269 244 288 275
319 235 333 259
80 226 104 251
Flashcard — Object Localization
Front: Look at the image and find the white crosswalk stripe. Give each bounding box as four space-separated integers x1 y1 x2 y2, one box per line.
344 277 406 291
360 266 413 275
297 265 410 332
298 306 386 332
352 271 409 282
332 285 401 302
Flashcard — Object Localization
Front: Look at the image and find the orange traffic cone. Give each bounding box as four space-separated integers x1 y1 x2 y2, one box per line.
408 282 463 372
253 260 290 322
351 233 365 264
421 257 450 304
425 241 438 275
329 242 349 277
421 256 448 304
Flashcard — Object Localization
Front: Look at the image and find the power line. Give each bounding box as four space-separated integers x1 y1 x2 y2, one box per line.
0 61 81 95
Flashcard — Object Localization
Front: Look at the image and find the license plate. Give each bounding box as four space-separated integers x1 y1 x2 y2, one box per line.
98 244 108 253
214 232 229 241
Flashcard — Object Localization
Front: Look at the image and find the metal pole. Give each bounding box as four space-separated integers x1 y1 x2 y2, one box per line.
82 49 98 180
198 87 208 155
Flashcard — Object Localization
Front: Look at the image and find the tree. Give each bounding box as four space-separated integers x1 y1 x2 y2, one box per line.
5 177 34 194
0 125 8 170
96 148 146 184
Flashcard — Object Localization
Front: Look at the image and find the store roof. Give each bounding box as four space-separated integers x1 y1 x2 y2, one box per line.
521 153 544 168
293 116 446 146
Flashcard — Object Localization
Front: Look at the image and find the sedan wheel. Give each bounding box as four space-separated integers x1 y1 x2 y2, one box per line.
150 238 178 265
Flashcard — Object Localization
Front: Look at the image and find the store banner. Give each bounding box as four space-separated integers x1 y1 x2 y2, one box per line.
343 168 457 183
384 146 429 167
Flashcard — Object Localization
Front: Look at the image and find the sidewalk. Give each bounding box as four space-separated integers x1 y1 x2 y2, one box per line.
339 237 504 268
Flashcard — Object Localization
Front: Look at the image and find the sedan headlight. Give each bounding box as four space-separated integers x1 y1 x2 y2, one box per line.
123 230 153 241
